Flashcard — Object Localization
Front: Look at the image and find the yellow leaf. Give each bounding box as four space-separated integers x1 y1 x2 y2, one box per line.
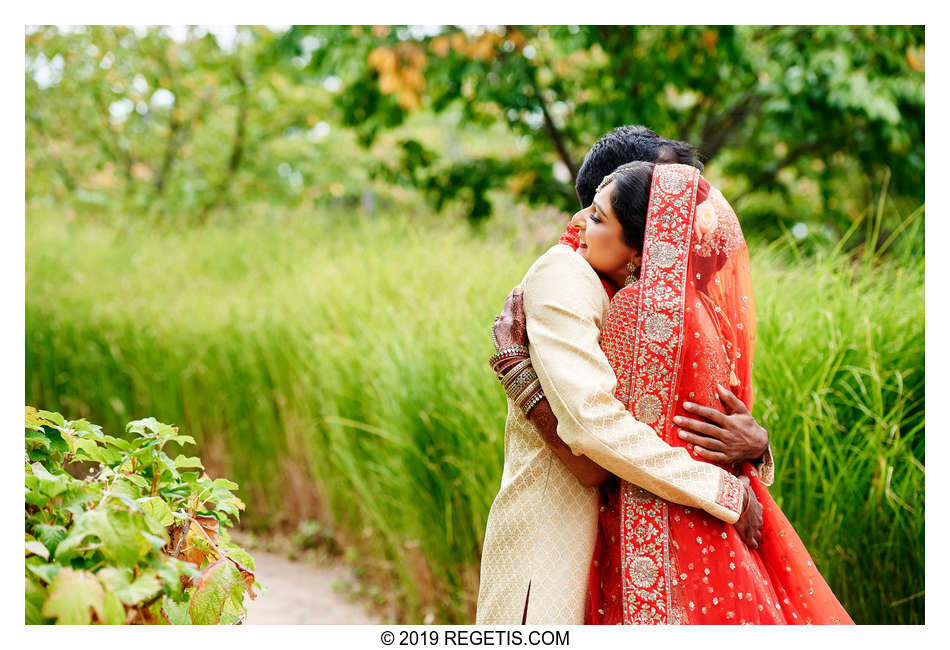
42 568 105 625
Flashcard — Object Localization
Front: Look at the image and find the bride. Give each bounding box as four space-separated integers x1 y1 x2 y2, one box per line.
492 162 852 624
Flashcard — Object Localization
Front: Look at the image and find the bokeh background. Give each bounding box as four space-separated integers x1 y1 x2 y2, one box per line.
25 25 924 624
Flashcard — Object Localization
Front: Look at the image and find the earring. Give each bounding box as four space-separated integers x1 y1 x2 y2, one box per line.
624 261 639 286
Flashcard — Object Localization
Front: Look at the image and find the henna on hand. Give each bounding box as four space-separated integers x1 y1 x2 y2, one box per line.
492 287 610 488
492 286 529 350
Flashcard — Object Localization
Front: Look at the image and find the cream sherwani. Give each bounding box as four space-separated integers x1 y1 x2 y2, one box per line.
476 244 773 625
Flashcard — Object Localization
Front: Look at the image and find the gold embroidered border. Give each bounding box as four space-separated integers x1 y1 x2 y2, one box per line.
619 485 670 624
620 165 699 625
716 472 743 513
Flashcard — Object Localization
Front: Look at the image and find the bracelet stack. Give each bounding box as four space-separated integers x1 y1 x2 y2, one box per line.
489 345 545 416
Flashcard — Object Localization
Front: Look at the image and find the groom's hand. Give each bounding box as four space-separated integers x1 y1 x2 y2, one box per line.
734 476 763 550
492 286 529 349
673 384 769 464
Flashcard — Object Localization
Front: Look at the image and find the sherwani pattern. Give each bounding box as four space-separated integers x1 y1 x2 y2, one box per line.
476 244 770 624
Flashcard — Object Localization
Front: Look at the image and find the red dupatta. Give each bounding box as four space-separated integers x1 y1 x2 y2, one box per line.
570 164 853 625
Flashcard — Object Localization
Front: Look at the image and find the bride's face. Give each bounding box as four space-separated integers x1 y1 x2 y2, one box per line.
571 181 640 287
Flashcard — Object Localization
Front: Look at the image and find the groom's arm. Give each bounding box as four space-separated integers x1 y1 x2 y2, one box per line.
497 273 773 487
522 245 744 523
528 398 611 487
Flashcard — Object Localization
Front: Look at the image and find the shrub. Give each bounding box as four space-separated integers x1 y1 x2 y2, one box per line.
25 407 260 625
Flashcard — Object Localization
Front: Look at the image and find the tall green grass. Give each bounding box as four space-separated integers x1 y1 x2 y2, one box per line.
26 207 923 624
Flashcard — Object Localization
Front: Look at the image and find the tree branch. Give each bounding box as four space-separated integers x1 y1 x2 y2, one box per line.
27 113 77 192
198 61 249 222
730 139 826 205
698 92 767 162
531 76 576 185
681 95 712 147
89 84 135 192
153 87 213 195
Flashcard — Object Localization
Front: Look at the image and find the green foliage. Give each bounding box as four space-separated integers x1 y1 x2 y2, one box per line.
25 407 260 625
25 206 924 624
26 26 373 222
27 25 924 246
288 25 923 233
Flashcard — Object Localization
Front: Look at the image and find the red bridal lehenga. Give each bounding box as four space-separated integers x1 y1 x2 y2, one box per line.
565 164 853 625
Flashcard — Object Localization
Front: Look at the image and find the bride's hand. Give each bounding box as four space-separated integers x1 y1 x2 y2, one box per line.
492 286 529 350
734 476 763 550
673 384 769 464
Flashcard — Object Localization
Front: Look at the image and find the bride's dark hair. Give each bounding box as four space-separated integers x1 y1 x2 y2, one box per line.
599 161 655 253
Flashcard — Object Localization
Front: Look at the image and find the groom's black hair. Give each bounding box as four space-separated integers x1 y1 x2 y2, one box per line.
575 125 703 208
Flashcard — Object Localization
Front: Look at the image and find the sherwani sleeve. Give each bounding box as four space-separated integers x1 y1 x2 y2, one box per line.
522 246 744 524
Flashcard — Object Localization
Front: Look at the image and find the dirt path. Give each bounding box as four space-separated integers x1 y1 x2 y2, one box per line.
244 549 380 625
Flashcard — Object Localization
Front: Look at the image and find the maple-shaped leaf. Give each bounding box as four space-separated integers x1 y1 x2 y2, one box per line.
121 570 163 606
155 451 181 480
173 455 203 470
68 418 104 440
41 568 105 625
188 559 245 625
99 592 126 624
121 473 151 489
25 540 50 561
126 417 163 437
161 596 192 624
101 434 130 450
25 428 51 453
26 561 61 585
137 496 174 527
37 410 65 427
26 576 48 624
34 524 68 557
25 406 45 430
29 462 69 498
56 509 152 566
72 437 105 463
220 544 256 572
219 545 258 598
98 567 163 606
210 478 239 491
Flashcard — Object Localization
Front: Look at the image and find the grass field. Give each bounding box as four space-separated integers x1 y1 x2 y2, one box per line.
26 206 924 624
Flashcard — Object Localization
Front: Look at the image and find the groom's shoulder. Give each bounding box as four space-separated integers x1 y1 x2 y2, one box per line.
522 244 601 304
525 243 588 280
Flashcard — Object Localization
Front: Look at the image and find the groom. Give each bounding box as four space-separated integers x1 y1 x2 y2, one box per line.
475 126 773 624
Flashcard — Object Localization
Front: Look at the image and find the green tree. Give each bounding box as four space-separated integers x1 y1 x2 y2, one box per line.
286 25 923 239
26 26 335 222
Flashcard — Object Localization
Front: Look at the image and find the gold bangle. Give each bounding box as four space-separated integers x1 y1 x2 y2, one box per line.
501 360 534 389
489 346 529 370
503 366 538 396
500 357 532 379
516 381 545 415
513 377 542 407
520 390 545 416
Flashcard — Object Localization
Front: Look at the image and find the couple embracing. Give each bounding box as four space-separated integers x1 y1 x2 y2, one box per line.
476 126 853 625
